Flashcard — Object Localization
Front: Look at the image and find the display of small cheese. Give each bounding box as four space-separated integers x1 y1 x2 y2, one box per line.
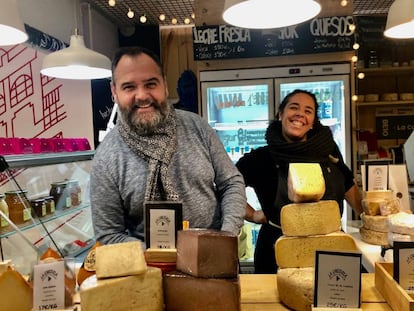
163 270 240 311
95 240 147 279
80 267 164 311
281 200 341 236
176 229 238 278
0 267 33 311
277 267 314 311
287 163 325 202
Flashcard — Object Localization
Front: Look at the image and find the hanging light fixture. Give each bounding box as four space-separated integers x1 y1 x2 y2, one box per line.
222 0 321 29
41 0 111 80
0 0 28 46
384 0 414 39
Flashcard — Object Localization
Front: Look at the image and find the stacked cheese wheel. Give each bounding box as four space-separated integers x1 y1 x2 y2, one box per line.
164 229 240 311
80 241 164 311
275 163 357 311
387 212 414 246
359 190 400 246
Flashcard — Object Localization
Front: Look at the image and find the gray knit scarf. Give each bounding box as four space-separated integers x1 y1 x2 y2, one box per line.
117 107 180 202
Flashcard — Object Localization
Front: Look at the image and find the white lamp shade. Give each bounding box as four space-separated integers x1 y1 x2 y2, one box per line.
0 0 28 46
41 35 112 80
384 0 414 39
223 0 321 29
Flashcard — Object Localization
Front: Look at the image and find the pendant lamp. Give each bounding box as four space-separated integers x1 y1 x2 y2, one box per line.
223 0 321 29
0 0 28 46
384 0 414 39
41 33 112 80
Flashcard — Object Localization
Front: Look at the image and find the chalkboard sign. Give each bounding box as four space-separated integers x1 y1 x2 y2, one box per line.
193 16 355 60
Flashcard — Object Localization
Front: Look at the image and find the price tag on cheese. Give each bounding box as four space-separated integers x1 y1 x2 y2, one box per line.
33 259 65 310
314 250 362 309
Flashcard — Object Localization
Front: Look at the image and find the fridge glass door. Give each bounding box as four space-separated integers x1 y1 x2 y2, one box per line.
201 79 274 162
275 75 351 166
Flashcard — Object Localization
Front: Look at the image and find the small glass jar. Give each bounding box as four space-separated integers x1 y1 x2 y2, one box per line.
0 194 9 228
30 198 46 218
68 180 81 207
43 195 55 215
5 190 31 225
50 181 71 210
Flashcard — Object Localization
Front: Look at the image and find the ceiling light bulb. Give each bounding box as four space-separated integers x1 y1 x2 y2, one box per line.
191 13 196 19
172 18 178 25
140 15 147 23
353 43 360 50
127 9 134 19
184 18 191 25
351 95 358 102
340 0 348 7
159 14 166 21
223 0 321 29
351 55 358 63
349 24 356 31
357 73 365 80
108 0 116 7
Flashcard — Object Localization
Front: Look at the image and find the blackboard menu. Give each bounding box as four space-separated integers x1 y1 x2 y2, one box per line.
193 16 355 60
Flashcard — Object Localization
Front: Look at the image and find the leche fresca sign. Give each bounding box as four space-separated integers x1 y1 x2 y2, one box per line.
193 15 355 60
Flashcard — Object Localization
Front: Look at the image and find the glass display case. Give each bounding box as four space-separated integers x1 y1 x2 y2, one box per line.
0 151 94 276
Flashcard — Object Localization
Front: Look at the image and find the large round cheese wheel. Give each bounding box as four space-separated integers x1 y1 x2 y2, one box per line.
359 226 389 246
361 213 389 232
277 267 314 311
388 212 414 235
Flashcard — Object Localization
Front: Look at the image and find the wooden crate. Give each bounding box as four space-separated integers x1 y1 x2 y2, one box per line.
375 262 414 311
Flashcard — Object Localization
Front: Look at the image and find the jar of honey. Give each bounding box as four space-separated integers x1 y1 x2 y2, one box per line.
0 194 9 228
43 195 55 215
5 190 31 225
68 180 81 207
50 181 71 210
30 198 46 218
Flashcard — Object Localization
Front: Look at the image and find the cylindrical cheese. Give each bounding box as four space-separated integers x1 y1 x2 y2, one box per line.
275 232 357 268
281 200 341 236
361 213 389 232
359 226 389 246
388 212 414 235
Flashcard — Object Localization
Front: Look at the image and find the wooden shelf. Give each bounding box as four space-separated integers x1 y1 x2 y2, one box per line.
356 100 414 107
357 66 414 75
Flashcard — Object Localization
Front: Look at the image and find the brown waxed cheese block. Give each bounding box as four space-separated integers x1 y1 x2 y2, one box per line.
275 231 357 268
95 241 147 279
176 229 238 278
277 267 314 311
287 163 326 203
163 270 241 311
0 268 33 311
281 200 341 236
80 267 163 311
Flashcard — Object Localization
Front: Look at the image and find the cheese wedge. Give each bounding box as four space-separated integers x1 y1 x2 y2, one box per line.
80 267 163 311
163 270 241 311
281 200 341 236
288 163 325 203
275 231 357 268
0 268 33 311
176 229 238 278
95 241 147 279
277 267 314 311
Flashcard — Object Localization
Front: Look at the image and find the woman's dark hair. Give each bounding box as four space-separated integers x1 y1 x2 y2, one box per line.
111 46 164 82
277 89 320 126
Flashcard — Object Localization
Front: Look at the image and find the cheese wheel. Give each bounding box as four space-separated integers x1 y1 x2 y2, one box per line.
95 241 147 279
163 270 241 311
80 267 163 311
359 226 389 246
275 231 357 268
361 199 385 216
379 198 400 216
0 268 33 311
176 229 238 278
361 213 389 232
281 200 341 236
277 267 314 311
364 190 393 200
287 163 325 203
388 212 414 235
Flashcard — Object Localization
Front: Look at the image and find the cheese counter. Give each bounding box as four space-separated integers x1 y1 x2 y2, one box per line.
71 273 391 310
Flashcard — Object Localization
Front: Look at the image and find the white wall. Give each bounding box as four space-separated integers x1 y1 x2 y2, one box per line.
17 0 119 58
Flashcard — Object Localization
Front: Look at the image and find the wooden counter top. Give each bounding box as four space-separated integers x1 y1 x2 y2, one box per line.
240 273 391 310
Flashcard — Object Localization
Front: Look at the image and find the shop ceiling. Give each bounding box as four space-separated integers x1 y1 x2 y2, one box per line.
87 0 394 29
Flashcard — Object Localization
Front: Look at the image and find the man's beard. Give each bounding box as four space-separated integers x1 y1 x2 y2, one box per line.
119 100 171 135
